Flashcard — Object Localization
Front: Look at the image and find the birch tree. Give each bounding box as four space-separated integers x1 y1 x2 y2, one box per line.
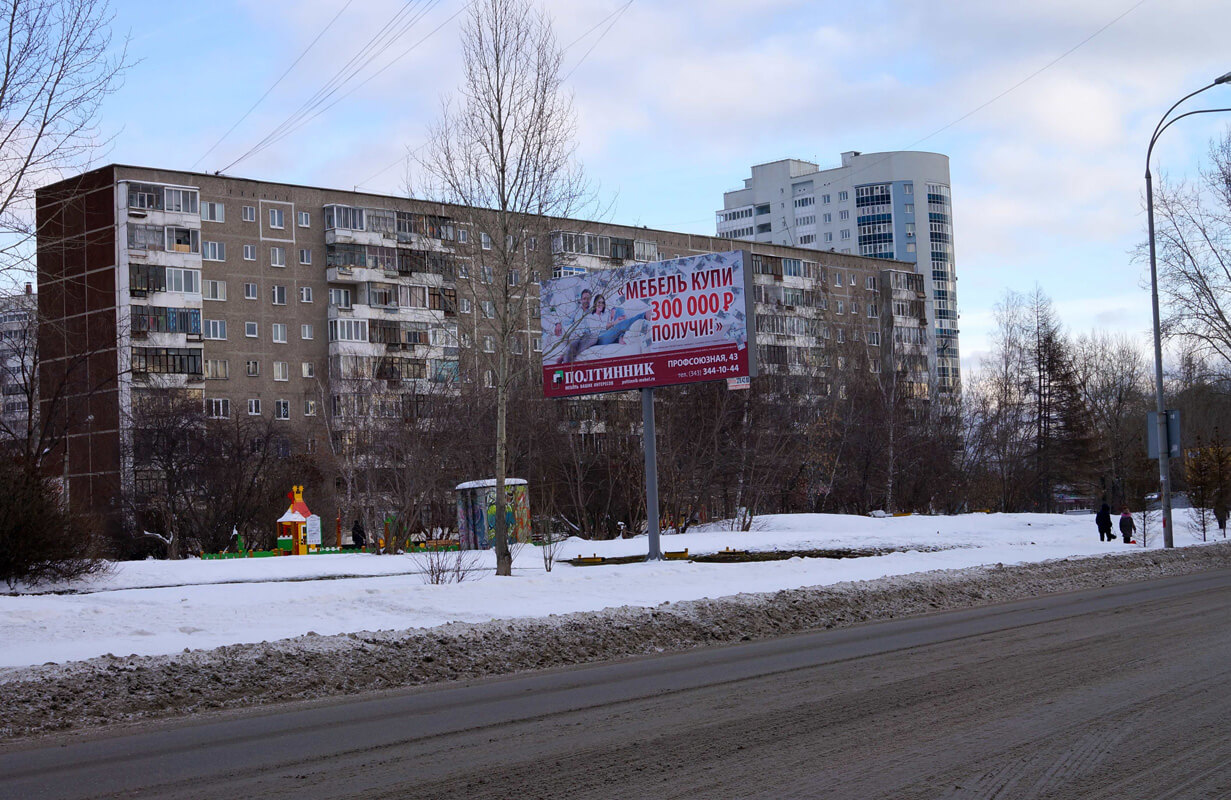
417 0 589 575
1 0 128 283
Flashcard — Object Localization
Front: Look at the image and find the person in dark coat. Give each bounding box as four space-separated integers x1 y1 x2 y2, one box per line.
1119 509 1136 544
1095 503 1113 542
351 519 366 548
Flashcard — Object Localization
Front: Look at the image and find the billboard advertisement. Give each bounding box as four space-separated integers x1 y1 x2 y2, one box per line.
539 251 754 397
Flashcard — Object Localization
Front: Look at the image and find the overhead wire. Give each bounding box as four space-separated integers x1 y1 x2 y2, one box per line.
240 0 471 167
191 0 356 170
352 0 630 192
218 0 444 174
562 0 632 82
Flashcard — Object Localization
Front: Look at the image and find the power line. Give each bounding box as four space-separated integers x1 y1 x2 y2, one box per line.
351 0 627 193
563 1 632 51
191 0 355 170
218 0 445 174
562 0 633 82
242 0 471 166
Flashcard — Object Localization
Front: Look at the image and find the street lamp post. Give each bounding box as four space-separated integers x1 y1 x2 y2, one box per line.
1145 70 1231 548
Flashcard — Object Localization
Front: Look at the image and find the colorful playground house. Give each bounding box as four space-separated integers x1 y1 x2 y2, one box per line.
277 485 323 555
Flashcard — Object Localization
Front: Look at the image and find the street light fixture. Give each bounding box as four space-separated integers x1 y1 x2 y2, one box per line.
1144 71 1231 548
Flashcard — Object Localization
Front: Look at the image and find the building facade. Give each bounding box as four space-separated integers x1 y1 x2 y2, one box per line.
717 151 960 393
0 284 36 437
37 164 931 534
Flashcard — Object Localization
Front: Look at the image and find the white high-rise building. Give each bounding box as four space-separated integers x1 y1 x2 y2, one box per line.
718 151 960 393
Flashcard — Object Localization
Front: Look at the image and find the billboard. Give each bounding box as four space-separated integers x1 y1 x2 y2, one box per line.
540 251 754 397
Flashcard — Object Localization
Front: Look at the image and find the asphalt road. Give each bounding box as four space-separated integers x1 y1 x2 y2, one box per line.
4 569 1231 799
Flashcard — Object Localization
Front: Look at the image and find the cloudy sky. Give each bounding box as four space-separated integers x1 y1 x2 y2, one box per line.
98 0 1231 375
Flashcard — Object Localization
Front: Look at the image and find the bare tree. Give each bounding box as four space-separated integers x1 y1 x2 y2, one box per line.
1 0 128 283
1150 129 1231 377
417 0 590 575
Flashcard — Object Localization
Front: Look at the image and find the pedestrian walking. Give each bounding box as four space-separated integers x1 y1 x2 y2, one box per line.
1119 508 1136 544
1095 503 1114 542
351 518 366 549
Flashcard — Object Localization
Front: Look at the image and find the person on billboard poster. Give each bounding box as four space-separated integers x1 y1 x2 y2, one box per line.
565 293 651 362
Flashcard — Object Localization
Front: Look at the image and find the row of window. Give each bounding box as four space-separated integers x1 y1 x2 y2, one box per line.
203 358 316 381
202 281 313 304
129 185 313 230
206 397 311 420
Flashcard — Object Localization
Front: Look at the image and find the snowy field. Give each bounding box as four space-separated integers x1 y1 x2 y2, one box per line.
0 512 1216 669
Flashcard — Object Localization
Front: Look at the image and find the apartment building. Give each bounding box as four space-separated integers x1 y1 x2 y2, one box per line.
36 165 930 533
717 151 960 394
0 284 36 435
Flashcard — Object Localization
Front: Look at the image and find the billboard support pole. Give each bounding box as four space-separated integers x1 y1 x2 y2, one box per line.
642 387 663 561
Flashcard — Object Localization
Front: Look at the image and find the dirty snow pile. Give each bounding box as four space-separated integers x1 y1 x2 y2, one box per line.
0 512 1227 738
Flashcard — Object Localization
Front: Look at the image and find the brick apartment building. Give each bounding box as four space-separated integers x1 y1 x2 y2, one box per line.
36 165 932 534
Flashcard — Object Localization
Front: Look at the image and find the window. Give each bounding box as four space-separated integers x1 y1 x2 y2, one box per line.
324 205 364 231
164 188 199 214
271 285 286 305
833 271 842 287
299 248 311 265
481 232 492 250
866 276 877 290
270 247 286 267
207 398 230 418
304 398 317 416
204 359 229 379
243 282 257 300
246 360 260 376
301 324 313 340
297 211 310 227
243 244 256 261
483 369 495 388
201 202 225 222
203 319 227 340
242 205 256 222
822 194 830 204
481 300 494 318
299 286 313 303
527 236 537 251
268 208 284 229
532 336 541 353
247 398 261 415
273 361 289 381
838 191 848 201
275 400 290 420
328 318 368 342
202 241 225 261
868 331 881 346
841 229 851 240
165 268 201 294
904 204 914 214
850 273 857 287
483 335 495 353
272 323 287 343
824 232 833 242
836 301 845 315
459 297 472 314
329 288 352 308
480 265 493 283
800 234 815 245
302 362 315 379
165 227 200 254
245 321 258 338
868 303 879 317
839 210 849 220
203 280 226 301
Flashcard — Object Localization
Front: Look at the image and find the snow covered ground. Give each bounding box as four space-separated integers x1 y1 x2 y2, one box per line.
0 511 1213 669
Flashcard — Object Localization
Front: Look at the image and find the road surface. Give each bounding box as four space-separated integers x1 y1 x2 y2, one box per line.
3 569 1231 799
